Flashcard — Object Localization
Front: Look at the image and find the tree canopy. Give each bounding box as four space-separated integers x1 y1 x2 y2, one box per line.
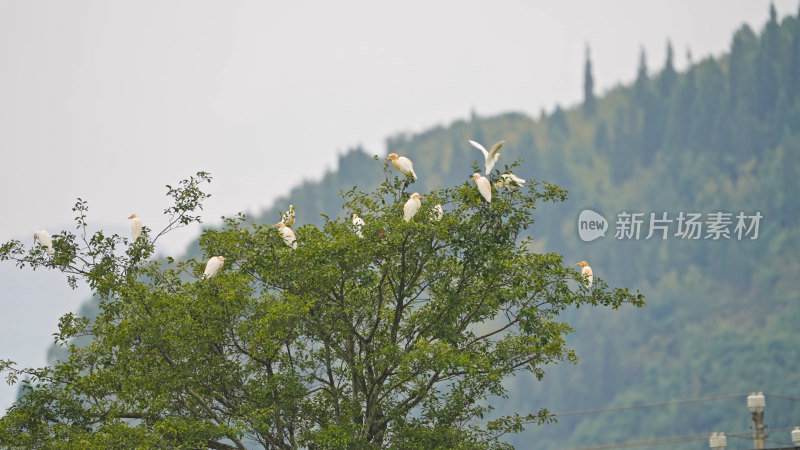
0 161 642 448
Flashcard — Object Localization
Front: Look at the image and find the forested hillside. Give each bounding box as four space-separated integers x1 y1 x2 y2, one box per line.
43 4 800 448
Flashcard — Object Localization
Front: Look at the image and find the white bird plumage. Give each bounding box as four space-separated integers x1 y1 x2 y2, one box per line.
494 173 526 191
385 153 417 180
282 205 296 228
274 221 298 249
351 214 365 238
575 260 593 287
469 139 505 174
432 204 443 221
470 173 492 203
204 256 226 279
403 193 424 221
33 230 54 255
128 214 142 240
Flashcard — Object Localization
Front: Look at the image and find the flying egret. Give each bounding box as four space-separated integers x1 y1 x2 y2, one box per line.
282 205 296 228
469 139 505 174
128 214 142 240
494 173 526 191
273 221 298 249
432 204 443 221
470 173 492 203
385 153 417 179
33 230 54 255
403 193 424 221
575 260 593 287
204 256 226 279
352 214 365 238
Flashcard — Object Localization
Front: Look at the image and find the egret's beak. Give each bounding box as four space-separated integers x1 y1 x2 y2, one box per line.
574 262 580 266
272 223 280 227
384 156 391 162
420 196 425 199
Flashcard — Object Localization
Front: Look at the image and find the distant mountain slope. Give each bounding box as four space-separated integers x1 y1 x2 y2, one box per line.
38 4 800 448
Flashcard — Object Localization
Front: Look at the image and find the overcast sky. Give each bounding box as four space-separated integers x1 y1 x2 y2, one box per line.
0 0 797 412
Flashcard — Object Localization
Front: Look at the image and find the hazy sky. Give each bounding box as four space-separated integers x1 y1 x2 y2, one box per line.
0 0 797 412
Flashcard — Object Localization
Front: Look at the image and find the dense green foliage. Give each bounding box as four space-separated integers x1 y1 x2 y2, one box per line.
0 162 643 447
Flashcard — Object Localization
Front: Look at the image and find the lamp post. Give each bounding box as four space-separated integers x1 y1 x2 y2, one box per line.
747 392 767 449
709 432 727 449
791 426 800 448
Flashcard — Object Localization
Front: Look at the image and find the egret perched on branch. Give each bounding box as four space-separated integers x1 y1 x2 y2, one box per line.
469 139 505 174
470 173 492 203
494 173 526 191
575 260 593 287
403 193 424 221
432 204 443 221
33 230 54 255
204 256 226 279
282 205 296 228
273 221 298 249
128 214 142 240
385 153 417 179
351 214 365 238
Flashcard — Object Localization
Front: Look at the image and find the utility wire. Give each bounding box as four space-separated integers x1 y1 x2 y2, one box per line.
570 427 799 450
552 393 747 418
568 433 708 449
519 392 800 445
549 392 800 419
725 426 798 439
765 392 800 402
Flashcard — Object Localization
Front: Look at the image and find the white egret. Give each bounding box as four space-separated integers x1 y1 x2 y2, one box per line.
470 173 492 203
385 153 417 179
282 205 296 228
128 214 142 240
575 260 593 287
204 256 226 279
403 193 424 221
432 204 443 221
273 221 298 249
351 214 365 238
33 230 54 255
469 139 505 174
494 173 526 191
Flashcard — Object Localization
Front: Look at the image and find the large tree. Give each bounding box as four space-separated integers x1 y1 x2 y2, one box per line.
0 164 643 449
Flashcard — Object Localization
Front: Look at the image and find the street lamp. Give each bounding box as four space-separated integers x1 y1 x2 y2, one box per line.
747 392 767 449
791 426 799 448
709 432 727 449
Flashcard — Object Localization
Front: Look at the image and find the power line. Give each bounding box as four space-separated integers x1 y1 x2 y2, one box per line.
765 392 800 402
568 433 708 449
547 392 800 419
569 427 799 450
726 426 798 437
519 392 800 446
552 393 747 418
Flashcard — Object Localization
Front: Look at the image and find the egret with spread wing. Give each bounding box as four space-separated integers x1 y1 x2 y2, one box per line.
469 139 505 174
